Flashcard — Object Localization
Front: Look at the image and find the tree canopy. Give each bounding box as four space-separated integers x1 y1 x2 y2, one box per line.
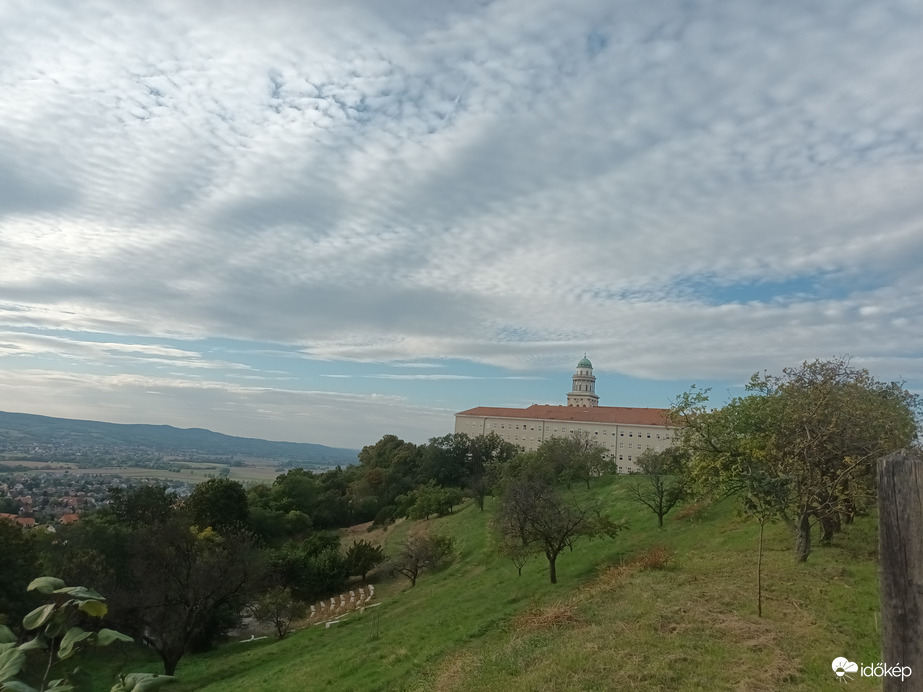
673 357 920 561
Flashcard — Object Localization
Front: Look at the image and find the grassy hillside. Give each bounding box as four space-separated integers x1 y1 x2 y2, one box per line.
92 476 881 691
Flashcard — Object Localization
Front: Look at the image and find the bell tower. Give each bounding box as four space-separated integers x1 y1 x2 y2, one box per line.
567 355 599 407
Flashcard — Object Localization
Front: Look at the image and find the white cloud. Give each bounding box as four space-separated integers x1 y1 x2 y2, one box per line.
0 0 921 444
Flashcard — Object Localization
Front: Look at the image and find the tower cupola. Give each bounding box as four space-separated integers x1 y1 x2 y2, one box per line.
567 355 599 407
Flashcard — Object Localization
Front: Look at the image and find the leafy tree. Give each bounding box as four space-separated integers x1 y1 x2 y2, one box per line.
266 534 348 602
422 433 471 489
391 531 455 587
524 434 610 490
495 478 623 584
107 486 175 528
35 515 133 605
631 448 687 528
248 587 305 640
111 519 262 675
356 435 424 511
344 540 386 581
0 519 40 628
467 432 520 510
0 577 172 692
673 358 920 562
402 482 463 520
185 479 248 532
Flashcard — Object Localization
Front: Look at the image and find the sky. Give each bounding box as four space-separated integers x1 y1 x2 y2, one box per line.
1 0 921 451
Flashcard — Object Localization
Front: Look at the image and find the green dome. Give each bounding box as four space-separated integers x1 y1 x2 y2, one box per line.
577 356 593 369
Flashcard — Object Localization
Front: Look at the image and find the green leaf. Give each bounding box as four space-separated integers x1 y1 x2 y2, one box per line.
0 625 15 644
2 680 40 692
18 634 48 651
109 673 176 692
0 646 26 683
53 587 105 601
58 627 92 660
96 629 133 646
76 600 108 618
45 678 74 690
42 612 71 639
22 603 56 631
27 577 66 594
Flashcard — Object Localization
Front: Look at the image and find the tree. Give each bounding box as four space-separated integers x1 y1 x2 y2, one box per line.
391 531 455 587
498 534 534 576
495 478 623 584
112 519 262 675
566 431 611 488
344 540 386 581
631 448 687 528
527 434 609 490
402 482 464 520
248 587 305 640
673 358 920 562
107 485 175 528
266 534 349 602
422 433 471 489
0 519 39 628
467 432 520 509
185 478 249 532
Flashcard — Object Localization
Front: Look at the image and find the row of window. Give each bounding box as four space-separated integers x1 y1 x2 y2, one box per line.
482 421 668 440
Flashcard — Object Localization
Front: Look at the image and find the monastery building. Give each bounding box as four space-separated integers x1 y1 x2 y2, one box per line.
454 357 673 473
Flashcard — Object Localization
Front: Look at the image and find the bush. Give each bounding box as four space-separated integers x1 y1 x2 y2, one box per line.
345 540 386 581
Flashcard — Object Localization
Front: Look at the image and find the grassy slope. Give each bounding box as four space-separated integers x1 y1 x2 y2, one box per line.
98 476 881 691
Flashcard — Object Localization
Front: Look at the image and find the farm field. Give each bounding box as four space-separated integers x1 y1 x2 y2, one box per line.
0 459 286 484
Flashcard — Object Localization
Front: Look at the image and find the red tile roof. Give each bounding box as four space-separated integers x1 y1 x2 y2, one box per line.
1 514 36 527
456 404 671 426
59 514 80 525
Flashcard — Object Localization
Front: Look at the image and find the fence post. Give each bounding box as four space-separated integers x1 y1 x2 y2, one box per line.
878 449 923 689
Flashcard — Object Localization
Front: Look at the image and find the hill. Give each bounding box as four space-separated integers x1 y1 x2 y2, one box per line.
0 410 358 469
91 475 881 690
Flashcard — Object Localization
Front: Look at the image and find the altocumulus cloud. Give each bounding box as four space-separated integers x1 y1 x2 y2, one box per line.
0 0 921 446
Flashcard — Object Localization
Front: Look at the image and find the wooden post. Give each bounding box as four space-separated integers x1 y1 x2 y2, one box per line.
878 449 923 689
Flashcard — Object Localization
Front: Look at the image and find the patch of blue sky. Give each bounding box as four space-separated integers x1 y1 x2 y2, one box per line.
673 271 886 307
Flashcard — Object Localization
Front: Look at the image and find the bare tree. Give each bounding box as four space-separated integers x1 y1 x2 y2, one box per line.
391 531 454 587
631 448 687 528
495 478 622 584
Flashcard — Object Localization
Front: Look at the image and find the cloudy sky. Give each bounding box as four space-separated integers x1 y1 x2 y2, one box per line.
1 0 921 450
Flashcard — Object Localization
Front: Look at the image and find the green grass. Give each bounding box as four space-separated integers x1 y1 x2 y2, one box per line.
81 476 883 691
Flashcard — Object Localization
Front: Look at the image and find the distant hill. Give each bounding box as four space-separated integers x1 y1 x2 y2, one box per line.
0 410 359 469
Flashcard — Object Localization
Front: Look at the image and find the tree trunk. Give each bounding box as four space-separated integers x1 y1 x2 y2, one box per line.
547 552 557 584
657 512 664 528
161 649 183 677
819 513 840 544
757 520 764 617
794 513 811 562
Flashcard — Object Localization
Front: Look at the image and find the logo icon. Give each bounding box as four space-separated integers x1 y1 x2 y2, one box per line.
833 657 859 682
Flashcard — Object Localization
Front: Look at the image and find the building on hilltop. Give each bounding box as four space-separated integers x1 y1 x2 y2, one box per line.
454 356 673 473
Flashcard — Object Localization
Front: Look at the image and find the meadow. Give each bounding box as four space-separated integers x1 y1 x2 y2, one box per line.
84 475 881 691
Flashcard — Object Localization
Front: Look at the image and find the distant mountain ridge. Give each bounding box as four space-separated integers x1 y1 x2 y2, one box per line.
0 410 359 467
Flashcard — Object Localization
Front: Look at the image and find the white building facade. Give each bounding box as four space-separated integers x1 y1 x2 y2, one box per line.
454 357 672 473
